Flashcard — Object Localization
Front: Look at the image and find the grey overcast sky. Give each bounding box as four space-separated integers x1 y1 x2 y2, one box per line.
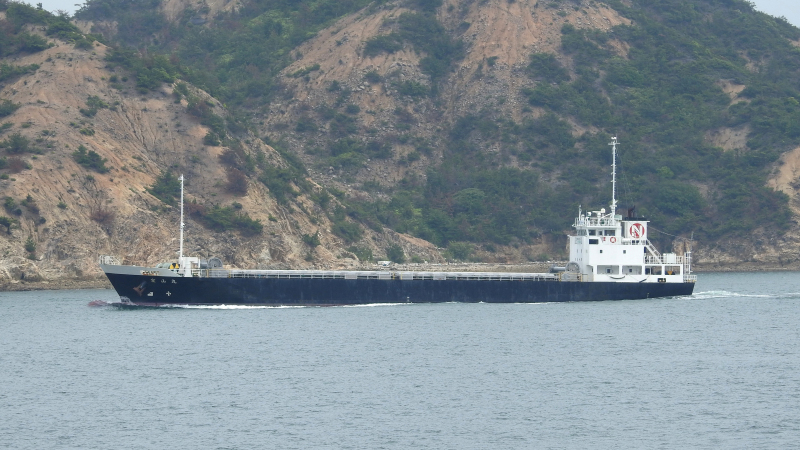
20 0 800 27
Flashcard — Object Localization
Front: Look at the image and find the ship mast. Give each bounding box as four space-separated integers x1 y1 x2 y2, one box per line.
609 137 618 215
179 174 184 260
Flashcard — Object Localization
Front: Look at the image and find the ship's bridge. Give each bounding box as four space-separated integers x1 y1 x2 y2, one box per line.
561 137 695 283
567 207 693 283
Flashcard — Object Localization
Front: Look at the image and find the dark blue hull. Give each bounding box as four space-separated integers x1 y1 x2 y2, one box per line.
104 272 695 306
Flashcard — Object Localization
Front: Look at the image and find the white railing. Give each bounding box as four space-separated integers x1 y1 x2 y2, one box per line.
683 274 697 283
187 269 560 282
98 255 121 265
644 240 661 258
645 255 685 265
575 217 619 227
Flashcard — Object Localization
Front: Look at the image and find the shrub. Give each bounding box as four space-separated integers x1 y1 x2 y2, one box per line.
0 64 39 83
186 99 225 136
526 53 570 83
218 148 239 167
0 99 20 118
347 245 373 262
332 219 362 243
90 207 116 226
330 207 362 242
259 165 297 204
21 194 39 215
17 33 50 53
106 49 178 92
386 243 405 263
0 216 14 234
193 205 263 235
147 170 181 205
446 242 473 261
2 133 29 154
363 34 403 56
288 64 320 78
7 157 26 173
173 81 190 97
365 140 393 159
74 37 95 50
24 235 36 253
364 71 382 83
79 95 109 117
226 167 248 196
46 16 82 40
72 145 109 173
295 115 317 133
302 231 321 247
396 80 429 97
203 131 220 146
312 190 331 209
329 113 357 136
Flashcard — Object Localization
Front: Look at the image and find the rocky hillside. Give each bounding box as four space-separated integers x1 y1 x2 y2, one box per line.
0 22 443 289
269 0 630 190
257 0 800 269
2 0 800 289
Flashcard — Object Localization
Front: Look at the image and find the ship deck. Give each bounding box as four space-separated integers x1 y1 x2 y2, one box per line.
188 269 563 282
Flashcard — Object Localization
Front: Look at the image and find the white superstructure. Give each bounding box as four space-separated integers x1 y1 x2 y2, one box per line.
567 138 695 284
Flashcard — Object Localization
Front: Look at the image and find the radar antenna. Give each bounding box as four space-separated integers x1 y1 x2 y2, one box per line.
609 137 618 215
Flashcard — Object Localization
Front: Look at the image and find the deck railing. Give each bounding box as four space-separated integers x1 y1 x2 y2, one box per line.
188 269 560 282
645 255 686 265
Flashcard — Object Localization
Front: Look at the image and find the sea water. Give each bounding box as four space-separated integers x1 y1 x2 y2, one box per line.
1 272 799 449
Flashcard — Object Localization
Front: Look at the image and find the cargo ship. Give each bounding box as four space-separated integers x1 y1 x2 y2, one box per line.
100 138 696 307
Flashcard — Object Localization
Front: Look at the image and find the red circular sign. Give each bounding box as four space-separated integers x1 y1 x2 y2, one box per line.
629 223 645 239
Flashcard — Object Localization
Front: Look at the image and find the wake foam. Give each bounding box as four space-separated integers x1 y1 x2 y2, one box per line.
688 290 800 300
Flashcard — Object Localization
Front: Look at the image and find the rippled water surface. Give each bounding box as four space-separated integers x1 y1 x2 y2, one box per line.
2 272 799 449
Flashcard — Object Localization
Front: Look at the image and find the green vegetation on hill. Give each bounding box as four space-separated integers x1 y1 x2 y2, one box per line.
70 0 800 251
348 0 799 250
363 9 464 88
77 0 381 107
0 1 100 53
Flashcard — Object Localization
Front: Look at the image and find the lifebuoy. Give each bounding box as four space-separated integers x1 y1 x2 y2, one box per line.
610 237 617 243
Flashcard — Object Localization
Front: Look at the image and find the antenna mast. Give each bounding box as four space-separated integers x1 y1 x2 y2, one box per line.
179 174 184 260
609 136 618 215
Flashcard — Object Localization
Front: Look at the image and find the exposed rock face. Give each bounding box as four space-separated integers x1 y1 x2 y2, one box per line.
267 0 631 185
0 36 447 288
259 0 800 271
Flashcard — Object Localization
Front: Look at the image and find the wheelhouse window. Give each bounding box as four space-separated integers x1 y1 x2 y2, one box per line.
623 265 642 275
645 266 663 275
597 265 619 275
